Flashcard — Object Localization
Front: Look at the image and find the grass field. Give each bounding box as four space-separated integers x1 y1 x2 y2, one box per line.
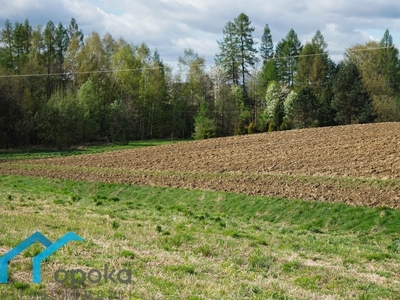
2 123 400 209
0 175 400 299
0 140 180 161
1 125 400 299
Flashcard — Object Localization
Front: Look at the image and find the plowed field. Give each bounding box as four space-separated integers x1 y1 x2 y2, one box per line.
2 122 400 208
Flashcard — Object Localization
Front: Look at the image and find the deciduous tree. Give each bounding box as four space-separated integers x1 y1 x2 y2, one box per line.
346 40 400 121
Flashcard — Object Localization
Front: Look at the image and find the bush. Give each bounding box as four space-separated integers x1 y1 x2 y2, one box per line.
193 101 216 139
235 120 247 135
247 122 256 134
268 122 276 132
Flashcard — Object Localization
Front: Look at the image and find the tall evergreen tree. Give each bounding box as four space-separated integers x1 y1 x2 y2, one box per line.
260 24 274 62
233 13 257 93
261 60 278 88
259 24 277 92
379 29 400 93
67 18 84 45
291 85 318 128
275 29 302 87
317 74 337 127
215 13 257 93
193 100 216 139
215 21 239 85
54 23 69 67
332 62 375 124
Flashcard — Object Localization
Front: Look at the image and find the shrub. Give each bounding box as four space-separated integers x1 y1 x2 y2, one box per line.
247 122 256 134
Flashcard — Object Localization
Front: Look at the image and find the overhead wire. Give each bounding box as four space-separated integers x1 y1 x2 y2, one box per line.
0 45 396 78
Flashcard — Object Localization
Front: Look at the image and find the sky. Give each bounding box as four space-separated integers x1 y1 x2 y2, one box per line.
1 0 400 71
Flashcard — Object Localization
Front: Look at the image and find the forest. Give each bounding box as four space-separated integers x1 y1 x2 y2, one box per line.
0 13 399 148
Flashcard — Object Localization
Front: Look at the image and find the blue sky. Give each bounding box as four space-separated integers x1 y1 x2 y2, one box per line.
1 0 399 71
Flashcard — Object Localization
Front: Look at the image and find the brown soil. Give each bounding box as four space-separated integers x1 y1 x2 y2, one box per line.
2 122 400 208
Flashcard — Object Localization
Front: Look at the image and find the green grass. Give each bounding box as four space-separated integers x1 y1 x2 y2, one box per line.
0 139 183 160
3 161 400 197
0 175 400 299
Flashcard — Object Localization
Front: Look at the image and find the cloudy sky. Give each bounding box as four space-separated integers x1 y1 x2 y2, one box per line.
1 0 400 70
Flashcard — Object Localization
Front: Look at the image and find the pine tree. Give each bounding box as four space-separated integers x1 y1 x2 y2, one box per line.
259 24 277 92
291 86 318 128
332 62 375 124
234 13 257 93
275 29 302 87
193 100 216 139
54 22 68 67
215 13 257 92
379 29 400 93
216 21 239 85
260 24 274 62
261 60 278 88
67 18 84 45
317 75 337 127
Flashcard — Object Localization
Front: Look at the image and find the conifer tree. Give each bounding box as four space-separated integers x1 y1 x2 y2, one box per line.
193 100 216 139
275 29 302 87
332 62 375 124
216 13 257 92
379 29 400 93
216 21 239 85
260 24 274 62
234 13 257 93
259 24 278 90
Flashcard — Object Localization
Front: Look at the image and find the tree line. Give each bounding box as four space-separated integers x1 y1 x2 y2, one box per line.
1 14 399 148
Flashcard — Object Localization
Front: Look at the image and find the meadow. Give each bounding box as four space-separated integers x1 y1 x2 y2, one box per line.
1 125 400 299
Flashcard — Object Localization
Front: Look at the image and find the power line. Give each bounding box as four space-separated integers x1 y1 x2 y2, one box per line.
0 66 169 78
264 45 395 62
0 45 396 78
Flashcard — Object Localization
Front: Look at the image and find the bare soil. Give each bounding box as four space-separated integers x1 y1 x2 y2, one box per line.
2 122 400 208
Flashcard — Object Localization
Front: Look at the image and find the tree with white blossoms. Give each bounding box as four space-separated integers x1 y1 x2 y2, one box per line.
265 82 281 120
263 81 290 130
283 90 297 120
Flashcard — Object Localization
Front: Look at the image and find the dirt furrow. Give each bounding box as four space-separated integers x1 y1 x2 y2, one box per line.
2 122 400 208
